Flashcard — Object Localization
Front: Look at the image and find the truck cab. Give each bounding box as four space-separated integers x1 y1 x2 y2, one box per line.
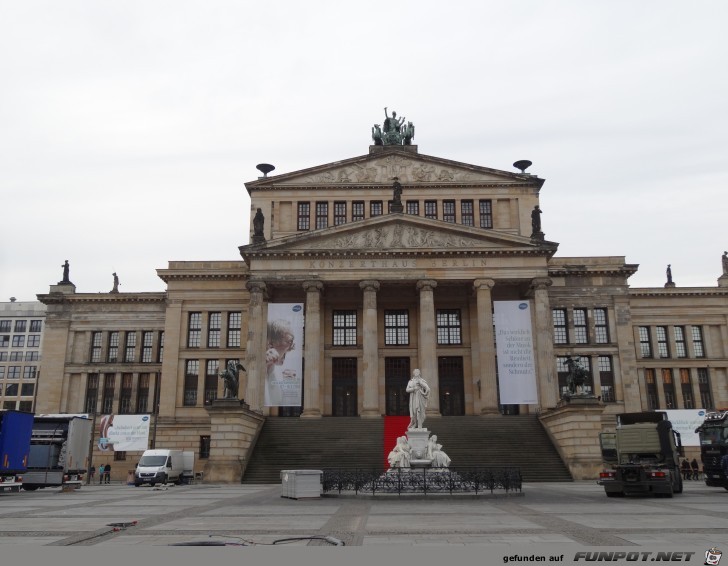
695 409 728 489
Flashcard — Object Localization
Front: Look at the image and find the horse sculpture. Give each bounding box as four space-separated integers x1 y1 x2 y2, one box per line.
219 360 245 400
564 357 589 397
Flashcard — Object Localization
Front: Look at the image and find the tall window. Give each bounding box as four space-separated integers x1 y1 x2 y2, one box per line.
679 369 694 409
436 310 462 345
14 320 26 332
334 201 347 225
142 331 154 362
479 200 493 228
594 308 609 344
352 201 365 222
384 310 409 346
333 310 357 346
698 368 713 409
30 320 42 332
573 309 588 344
674 327 687 358
553 309 568 344
661 369 676 409
656 326 670 358
108 332 119 362
598 356 615 402
119 373 133 414
315 202 328 229
124 332 137 363
205 360 219 405
102 373 115 413
137 373 150 413
406 201 419 215
370 201 383 217
461 200 474 226
85 374 99 413
91 331 102 363
638 327 652 358
187 313 202 348
158 331 165 363
645 369 659 410
0 336 8 348
297 202 310 230
424 200 438 219
208 312 221 348
443 200 456 223
184 360 199 406
200 436 211 459
692 326 705 357
227 312 241 348
0 320 10 332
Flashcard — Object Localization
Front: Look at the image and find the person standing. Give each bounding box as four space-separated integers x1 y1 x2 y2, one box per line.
690 458 700 481
90 465 96 482
98 464 104 485
104 463 111 484
681 459 691 481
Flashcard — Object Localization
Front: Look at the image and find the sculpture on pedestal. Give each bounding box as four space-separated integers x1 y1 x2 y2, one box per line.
427 435 451 468
563 356 590 398
406 368 430 430
722 251 727 275
111 272 120 293
387 436 412 469
219 360 245 400
59 260 72 285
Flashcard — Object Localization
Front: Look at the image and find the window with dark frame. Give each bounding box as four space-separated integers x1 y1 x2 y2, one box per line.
187 313 201 348
124 331 136 363
23 366 37 379
25 351 39 361
352 201 365 222
639 327 652 358
0 320 10 332
370 201 383 217
645 368 659 409
7 366 20 379
573 309 588 344
692 326 705 357
698 368 713 409
297 202 311 231
333 310 357 346
114 451 127 461
85 374 99 414
479 200 493 228
598 356 615 402
137 373 150 413
384 310 409 346
11 336 24 348
205 360 219 405
158 331 165 363
436 309 462 345
20 383 34 396
553 309 568 344
184 360 199 406
18 401 32 412
142 331 154 363
679 369 694 409
27 335 40 347
108 332 119 362
200 436 211 459
315 202 328 229
656 326 670 358
14 320 26 333
461 200 474 226
0 336 8 348
406 201 419 215
208 312 221 348
102 373 115 414
334 201 347 225
443 200 456 223
30 320 42 332
119 373 133 414
425 200 438 219
661 368 676 409
594 308 609 344
674 326 687 358
91 331 102 363
227 312 241 348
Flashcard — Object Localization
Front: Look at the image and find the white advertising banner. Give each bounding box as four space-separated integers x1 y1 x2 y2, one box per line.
97 414 151 452
663 409 708 447
493 300 539 405
265 303 305 407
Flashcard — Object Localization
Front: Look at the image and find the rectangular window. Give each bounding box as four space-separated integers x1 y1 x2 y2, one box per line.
18 401 32 412
227 312 241 348
698 368 713 409
85 374 99 414
553 309 568 344
334 201 347 226
315 202 328 229
11 336 25 348
645 369 659 410
333 310 357 346
5 383 18 396
639 327 652 358
0 336 9 348
352 201 365 222
200 436 211 459
23 366 37 379
424 200 438 220
102 373 115 414
662 368 676 409
370 201 383 217
674 327 687 358
0 320 10 332
158 332 164 363
3 401 15 410
114 451 127 461
14 320 26 333
204 360 219 405
573 309 588 344
10 352 22 361
692 326 705 357
108 332 119 362
184 360 199 406
25 351 39 361
26 335 40 347
656 326 670 358
598 356 615 402
0 367 4 379
594 308 609 344
406 201 419 215
141 332 154 363
7 366 21 379
443 200 456 223
297 202 310 231
479 200 493 228
208 312 221 348
119 373 133 414
91 331 102 363
436 309 462 345
0 352 5 361
21 383 35 396
30 320 42 332
679 369 694 409
137 373 150 413
384 310 409 346
124 332 137 363
461 200 474 226
187 313 202 348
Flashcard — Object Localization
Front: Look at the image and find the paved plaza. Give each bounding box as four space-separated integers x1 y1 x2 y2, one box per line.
0 480 725 564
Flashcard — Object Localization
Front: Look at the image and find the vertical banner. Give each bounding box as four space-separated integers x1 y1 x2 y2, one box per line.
265 303 304 407
493 300 539 405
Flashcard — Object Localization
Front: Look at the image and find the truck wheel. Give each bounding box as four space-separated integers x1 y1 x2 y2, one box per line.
606 491 623 498
674 475 683 494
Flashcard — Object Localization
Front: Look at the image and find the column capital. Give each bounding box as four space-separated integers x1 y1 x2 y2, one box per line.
530 277 553 291
302 280 324 293
246 280 267 294
473 278 495 291
416 279 438 292
359 280 380 292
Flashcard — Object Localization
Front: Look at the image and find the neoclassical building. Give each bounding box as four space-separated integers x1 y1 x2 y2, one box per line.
35 121 728 480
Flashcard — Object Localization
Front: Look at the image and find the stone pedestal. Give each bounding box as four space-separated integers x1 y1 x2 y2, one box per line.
406 428 430 462
203 399 265 483
718 274 728 288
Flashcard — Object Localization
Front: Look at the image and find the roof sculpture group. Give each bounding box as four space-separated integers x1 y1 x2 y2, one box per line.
372 107 415 146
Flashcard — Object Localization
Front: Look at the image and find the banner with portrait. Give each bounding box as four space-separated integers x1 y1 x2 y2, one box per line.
97 414 151 452
493 300 539 405
264 303 304 407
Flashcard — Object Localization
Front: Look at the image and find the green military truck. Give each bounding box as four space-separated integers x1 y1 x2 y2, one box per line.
598 411 683 498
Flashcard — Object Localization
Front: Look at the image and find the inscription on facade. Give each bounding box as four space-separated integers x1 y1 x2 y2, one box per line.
305 258 488 270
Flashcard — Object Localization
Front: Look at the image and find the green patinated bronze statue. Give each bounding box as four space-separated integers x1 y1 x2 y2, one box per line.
373 108 415 146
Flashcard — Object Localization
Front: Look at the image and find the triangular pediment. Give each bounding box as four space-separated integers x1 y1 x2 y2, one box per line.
245 148 543 190
240 214 556 258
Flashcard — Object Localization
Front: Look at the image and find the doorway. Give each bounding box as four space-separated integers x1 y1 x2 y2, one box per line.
332 358 358 416
385 357 410 416
438 356 465 416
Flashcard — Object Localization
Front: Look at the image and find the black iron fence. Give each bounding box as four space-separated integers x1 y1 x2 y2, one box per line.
322 467 522 496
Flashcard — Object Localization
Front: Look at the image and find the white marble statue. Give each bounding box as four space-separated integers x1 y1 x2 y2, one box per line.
406 369 430 430
387 435 412 469
426 435 451 468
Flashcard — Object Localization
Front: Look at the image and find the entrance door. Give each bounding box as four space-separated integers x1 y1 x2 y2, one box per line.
438 356 465 416
385 357 410 416
332 358 358 416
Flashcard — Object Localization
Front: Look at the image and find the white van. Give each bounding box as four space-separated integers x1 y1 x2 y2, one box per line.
134 449 184 486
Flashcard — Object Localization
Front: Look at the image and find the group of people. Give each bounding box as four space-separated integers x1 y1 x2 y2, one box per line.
680 458 701 481
90 463 112 484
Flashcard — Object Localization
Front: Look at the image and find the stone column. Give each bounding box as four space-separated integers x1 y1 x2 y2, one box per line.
359 280 381 417
531 277 558 410
244 280 267 412
417 279 439 416
589 354 602 398
473 279 498 414
301 280 323 418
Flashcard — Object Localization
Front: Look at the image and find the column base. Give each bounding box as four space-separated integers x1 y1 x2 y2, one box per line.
300 409 322 418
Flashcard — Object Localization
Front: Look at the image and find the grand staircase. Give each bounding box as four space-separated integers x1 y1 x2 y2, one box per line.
241 414 572 483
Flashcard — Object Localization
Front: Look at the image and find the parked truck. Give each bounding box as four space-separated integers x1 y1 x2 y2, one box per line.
134 449 184 486
0 410 34 492
695 409 728 490
23 415 92 491
598 411 683 498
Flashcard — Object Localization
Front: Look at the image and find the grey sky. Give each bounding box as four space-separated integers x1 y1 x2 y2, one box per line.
2 1 726 302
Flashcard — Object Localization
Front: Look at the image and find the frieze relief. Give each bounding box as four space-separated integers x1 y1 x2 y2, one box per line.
302 225 490 250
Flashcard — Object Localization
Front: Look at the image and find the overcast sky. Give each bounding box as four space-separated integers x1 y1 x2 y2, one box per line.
2 1 727 302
